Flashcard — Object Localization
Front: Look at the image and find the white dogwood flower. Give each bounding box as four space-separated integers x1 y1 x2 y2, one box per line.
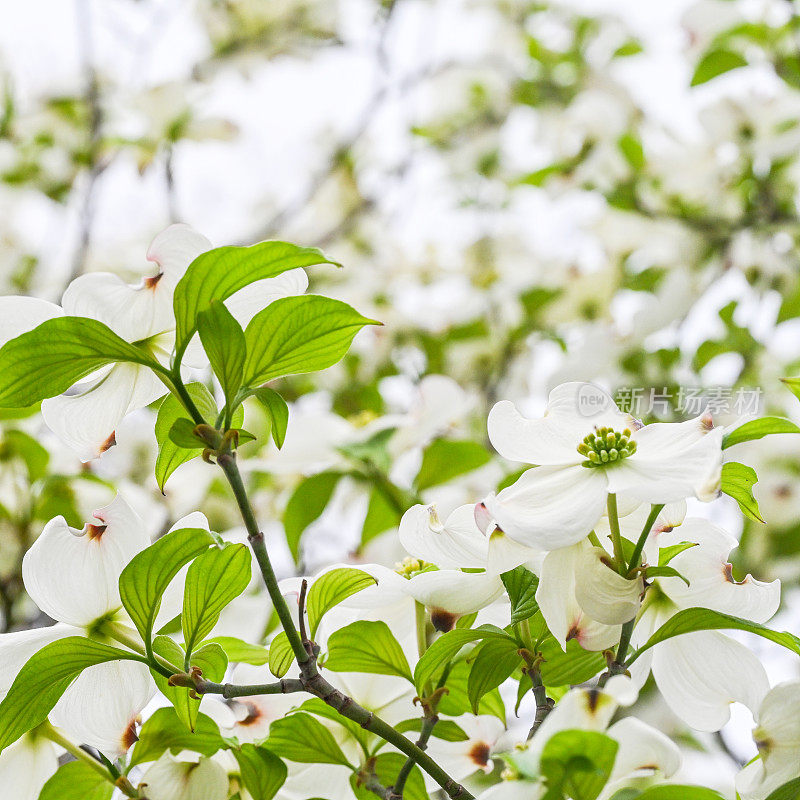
482 383 723 549
0 733 59 800
140 751 230 800
630 518 780 732
0 495 207 754
736 681 800 800
0 224 308 461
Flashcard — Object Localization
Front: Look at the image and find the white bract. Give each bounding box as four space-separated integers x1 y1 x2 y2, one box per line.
482 382 723 549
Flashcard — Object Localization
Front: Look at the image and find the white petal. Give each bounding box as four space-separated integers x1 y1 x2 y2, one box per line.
665 518 780 623
146 223 212 287
62 272 173 341
487 400 583 466
536 543 621 651
606 716 681 779
651 630 769 731
475 781 546 800
0 625 74 698
487 528 542 575
169 512 211 533
22 494 149 626
398 504 488 569
607 427 723 503
0 297 63 348
0 735 58 800
405 570 504 617
225 268 308 328
483 465 608 550
42 363 162 462
50 659 155 755
141 751 229 800
574 546 643 625
425 714 504 780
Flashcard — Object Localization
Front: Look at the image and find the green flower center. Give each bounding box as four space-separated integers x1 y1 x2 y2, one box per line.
577 426 637 468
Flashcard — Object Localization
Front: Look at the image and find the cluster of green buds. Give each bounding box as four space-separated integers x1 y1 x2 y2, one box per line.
577 426 637 468
395 556 432 579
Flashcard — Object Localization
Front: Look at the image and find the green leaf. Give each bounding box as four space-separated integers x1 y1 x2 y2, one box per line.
232 744 287 800
250 386 289 448
293 697 370 753
130 707 225 767
395 717 468 742
0 316 162 408
617 132 644 170
413 625 509 693
38 759 113 800
283 471 343 563
539 730 618 800
173 240 340 359
152 637 227 732
501 566 539 624
324 620 413 682
0 636 146 753
242 295 379 385
414 439 492 491
154 383 218 491
438 660 505 721
539 639 606 687
182 543 252 656
264 712 352 766
628 607 800 665
306 568 377 637
350 752 429 800
722 417 800 449
0 429 49 482
467 637 522 713
119 526 213 646
360 485 402 547
766 777 800 800
268 632 294 678
168 417 206 449
658 542 697 566
632 787 727 800
691 49 747 86
643 565 690 586
721 461 764 522
781 376 800 404
197 300 247 410
207 636 270 665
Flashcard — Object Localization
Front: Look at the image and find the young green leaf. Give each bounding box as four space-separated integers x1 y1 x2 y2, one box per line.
415 439 492 491
206 636 270 665
173 241 341 358
690 49 747 86
658 542 697 566
130 707 225 767
360 485 402 548
0 636 148 753
168 417 206 450
283 471 343 563
0 317 163 408
1 429 50 482
119 526 213 646
38 759 113 800
627 607 800 665
437 660 505 721
628 787 727 800
722 416 800 450
232 744 288 800
242 295 379 385
324 620 413 682
154 383 218 491
264 712 352 766
643 565 690 586
249 386 289 448
721 461 764 522
539 730 618 800
765 777 800 800
292 698 370 753
182 543 252 657
306 567 377 637
268 632 294 678
501 565 539 624
413 624 509 693
197 300 246 410
151 636 227 732
467 637 522 713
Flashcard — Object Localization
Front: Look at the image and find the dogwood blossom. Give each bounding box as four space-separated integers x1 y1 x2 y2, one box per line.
482 382 723 549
